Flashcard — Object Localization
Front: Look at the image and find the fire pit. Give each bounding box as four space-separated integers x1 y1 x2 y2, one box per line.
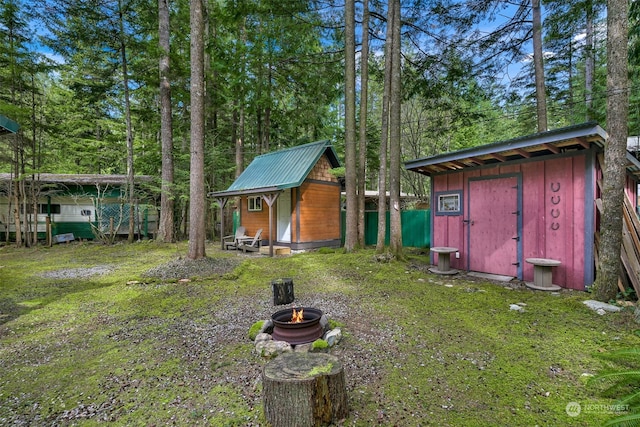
271 307 324 345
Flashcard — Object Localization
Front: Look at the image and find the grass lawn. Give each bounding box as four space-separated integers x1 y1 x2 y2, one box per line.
0 241 638 426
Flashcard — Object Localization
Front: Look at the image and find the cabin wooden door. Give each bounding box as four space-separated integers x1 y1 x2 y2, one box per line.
467 176 520 277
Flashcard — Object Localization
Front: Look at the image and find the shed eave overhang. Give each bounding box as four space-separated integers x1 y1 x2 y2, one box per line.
626 152 640 179
404 122 607 176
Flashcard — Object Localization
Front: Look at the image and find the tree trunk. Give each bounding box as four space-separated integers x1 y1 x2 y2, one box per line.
13 181 21 247
263 353 348 427
357 0 370 248
593 0 629 301
585 0 595 121
265 67 272 153
188 0 206 259
532 0 547 132
234 99 245 178
344 0 357 252
157 0 175 243
376 1 395 253
234 18 247 180
22 178 31 247
388 0 402 258
117 0 136 243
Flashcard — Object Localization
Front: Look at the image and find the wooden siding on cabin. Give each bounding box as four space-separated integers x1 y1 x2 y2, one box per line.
432 151 590 290
298 181 341 242
307 155 338 182
239 197 270 239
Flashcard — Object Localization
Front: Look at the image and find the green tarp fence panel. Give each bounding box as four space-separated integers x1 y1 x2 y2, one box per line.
341 209 431 248
233 210 240 234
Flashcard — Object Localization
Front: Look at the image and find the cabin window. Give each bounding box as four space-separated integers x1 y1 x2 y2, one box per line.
435 191 462 216
81 209 92 217
248 196 262 212
38 204 61 215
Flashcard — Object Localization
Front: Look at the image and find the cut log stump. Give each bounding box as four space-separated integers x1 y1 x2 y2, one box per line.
271 278 294 305
263 352 348 427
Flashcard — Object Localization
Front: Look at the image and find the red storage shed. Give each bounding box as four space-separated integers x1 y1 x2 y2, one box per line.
405 122 640 290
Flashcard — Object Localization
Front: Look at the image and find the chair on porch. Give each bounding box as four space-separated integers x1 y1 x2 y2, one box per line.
223 226 246 250
239 228 263 253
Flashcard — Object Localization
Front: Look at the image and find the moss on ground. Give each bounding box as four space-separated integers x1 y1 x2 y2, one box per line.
311 339 329 351
248 320 264 340
0 243 638 426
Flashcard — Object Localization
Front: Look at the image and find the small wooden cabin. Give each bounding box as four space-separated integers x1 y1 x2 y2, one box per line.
405 122 640 290
209 140 342 253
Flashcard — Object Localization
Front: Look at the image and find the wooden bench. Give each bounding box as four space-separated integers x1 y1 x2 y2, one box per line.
525 258 561 291
429 247 459 275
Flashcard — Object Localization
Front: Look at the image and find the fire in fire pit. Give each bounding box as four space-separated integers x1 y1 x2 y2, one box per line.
271 307 323 345
291 308 303 323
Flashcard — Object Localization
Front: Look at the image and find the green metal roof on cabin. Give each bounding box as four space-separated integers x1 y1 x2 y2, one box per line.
213 140 341 197
0 114 19 135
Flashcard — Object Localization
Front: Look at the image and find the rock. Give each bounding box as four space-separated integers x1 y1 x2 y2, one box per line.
294 343 312 353
255 333 272 344
255 340 268 355
596 308 606 316
324 328 342 347
257 340 293 358
583 300 621 313
320 315 329 332
509 304 524 312
260 319 274 334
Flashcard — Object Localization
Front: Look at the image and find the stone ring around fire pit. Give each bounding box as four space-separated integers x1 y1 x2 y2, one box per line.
251 307 343 358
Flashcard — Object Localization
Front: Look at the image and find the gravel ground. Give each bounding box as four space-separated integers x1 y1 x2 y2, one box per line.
141 257 402 425
40 265 115 279
32 256 403 425
142 256 243 280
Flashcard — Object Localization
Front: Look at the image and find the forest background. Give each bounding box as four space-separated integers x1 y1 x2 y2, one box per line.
1 0 639 253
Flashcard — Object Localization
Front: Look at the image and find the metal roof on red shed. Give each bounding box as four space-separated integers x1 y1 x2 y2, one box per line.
405 122 608 176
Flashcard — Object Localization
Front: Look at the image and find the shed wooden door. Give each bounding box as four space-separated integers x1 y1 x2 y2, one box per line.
468 176 519 277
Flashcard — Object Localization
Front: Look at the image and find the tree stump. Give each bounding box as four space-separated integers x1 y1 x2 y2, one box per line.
263 352 348 427
271 278 294 305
